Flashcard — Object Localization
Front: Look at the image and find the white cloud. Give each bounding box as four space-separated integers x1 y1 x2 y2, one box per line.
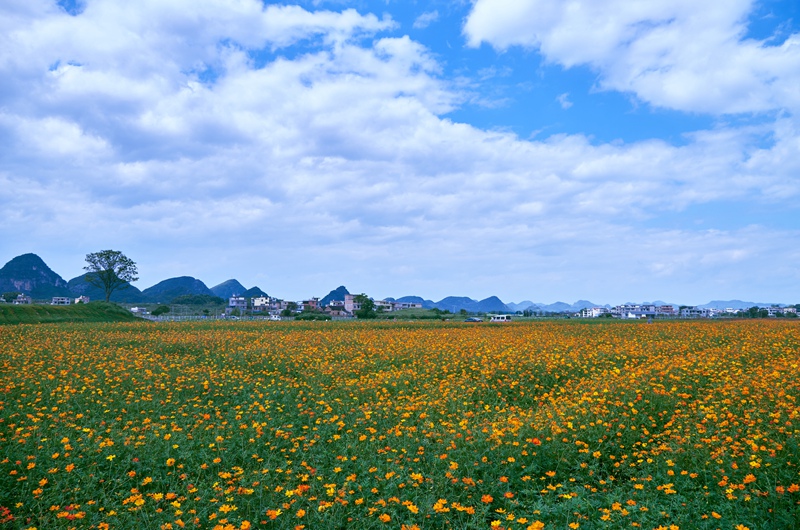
464 0 800 115
556 92 572 109
413 10 439 30
0 1 798 302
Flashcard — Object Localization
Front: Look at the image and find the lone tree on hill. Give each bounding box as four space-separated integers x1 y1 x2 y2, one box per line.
84 250 139 302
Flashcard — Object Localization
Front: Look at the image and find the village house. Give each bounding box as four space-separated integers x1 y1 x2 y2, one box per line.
14 294 32 305
579 307 610 318
765 306 796 317
251 296 271 312
342 294 421 313
679 306 718 318
610 304 658 319
227 295 247 314
390 301 423 311
324 305 351 317
51 296 71 305
300 298 319 312
344 294 361 313
373 300 393 312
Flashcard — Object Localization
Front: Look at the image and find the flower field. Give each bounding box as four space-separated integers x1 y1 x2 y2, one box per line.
1 319 799 529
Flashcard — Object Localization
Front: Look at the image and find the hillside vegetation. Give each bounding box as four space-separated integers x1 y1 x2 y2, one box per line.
0 302 140 325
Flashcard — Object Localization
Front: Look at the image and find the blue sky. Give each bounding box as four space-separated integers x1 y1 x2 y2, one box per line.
1 0 799 305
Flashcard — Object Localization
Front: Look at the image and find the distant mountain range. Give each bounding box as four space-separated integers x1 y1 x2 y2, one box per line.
0 254 266 304
0 253 794 311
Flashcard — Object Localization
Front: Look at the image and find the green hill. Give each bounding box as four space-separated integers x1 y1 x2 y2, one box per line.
210 279 247 299
0 302 141 325
320 285 349 306
0 253 72 299
141 276 213 302
241 286 268 298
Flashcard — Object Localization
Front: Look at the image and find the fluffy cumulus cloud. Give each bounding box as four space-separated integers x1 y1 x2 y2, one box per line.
464 0 800 114
0 0 798 302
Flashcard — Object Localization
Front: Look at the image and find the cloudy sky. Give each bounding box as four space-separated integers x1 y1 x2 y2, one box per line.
2 0 799 305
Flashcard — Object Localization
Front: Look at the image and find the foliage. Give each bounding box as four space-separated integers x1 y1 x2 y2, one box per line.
746 306 770 318
2 291 21 303
379 308 446 320
170 294 226 306
354 293 377 319
84 250 139 302
151 305 170 316
0 320 798 529
294 312 332 321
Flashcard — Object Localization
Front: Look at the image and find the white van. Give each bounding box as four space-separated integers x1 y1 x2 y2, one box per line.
490 315 512 322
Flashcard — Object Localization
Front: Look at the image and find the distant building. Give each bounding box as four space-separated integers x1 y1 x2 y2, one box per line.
390 301 422 311
680 306 717 318
613 304 657 319
14 294 32 305
764 307 795 317
324 306 351 318
373 300 393 312
344 294 361 313
51 297 71 305
345 294 421 313
657 305 676 316
252 296 270 312
227 296 247 314
579 307 610 318
74 296 90 304
300 298 319 312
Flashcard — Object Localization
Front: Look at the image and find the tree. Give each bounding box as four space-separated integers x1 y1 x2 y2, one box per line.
2 291 22 303
151 305 170 316
84 250 139 302
354 294 376 319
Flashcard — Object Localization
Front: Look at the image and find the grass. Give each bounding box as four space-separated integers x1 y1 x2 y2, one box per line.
0 319 798 529
0 302 140 325
377 308 447 319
